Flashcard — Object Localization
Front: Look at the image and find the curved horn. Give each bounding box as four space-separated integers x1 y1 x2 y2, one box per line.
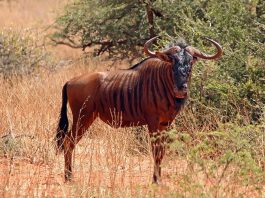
144 36 182 57
144 36 159 57
186 37 222 60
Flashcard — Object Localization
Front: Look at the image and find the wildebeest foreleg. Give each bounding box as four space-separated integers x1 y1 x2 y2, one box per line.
150 131 166 184
148 121 168 184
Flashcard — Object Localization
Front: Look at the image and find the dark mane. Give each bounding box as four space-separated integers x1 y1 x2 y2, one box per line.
126 58 151 70
165 37 188 49
126 38 188 70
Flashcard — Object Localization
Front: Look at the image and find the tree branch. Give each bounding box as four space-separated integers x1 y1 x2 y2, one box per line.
151 8 164 18
145 0 156 38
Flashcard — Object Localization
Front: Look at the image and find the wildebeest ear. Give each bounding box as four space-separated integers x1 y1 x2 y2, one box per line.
155 52 171 63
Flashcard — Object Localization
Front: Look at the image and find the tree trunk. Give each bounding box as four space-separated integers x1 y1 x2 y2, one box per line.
145 0 155 38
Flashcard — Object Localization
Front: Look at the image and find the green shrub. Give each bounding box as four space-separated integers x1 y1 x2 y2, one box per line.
0 28 52 80
168 122 265 196
52 0 265 123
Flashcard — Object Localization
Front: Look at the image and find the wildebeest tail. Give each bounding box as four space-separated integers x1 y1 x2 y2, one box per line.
56 82 69 153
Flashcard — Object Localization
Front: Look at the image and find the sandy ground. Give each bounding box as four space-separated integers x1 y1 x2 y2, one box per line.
0 0 264 197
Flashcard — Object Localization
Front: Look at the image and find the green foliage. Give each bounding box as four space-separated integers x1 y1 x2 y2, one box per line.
0 134 20 157
52 1 265 193
53 0 264 123
0 28 52 80
52 0 149 57
168 123 265 196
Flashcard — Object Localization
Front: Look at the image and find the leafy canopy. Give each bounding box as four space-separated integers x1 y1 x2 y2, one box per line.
52 0 265 123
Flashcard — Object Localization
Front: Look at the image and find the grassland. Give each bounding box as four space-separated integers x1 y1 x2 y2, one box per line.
0 0 264 197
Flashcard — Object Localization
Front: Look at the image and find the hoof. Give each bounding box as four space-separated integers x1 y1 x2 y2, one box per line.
152 180 162 185
65 176 72 182
65 172 72 182
152 175 161 185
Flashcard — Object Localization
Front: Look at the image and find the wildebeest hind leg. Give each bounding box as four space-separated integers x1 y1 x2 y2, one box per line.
64 134 75 181
64 110 96 181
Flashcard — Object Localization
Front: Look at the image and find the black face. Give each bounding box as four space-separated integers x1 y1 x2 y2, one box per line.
171 49 194 98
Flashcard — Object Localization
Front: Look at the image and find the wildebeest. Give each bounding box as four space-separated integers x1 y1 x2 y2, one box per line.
56 36 222 183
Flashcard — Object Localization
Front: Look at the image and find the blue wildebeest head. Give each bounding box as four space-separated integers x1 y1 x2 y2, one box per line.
144 36 222 98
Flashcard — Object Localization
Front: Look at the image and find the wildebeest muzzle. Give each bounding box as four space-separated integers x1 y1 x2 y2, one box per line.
171 51 191 98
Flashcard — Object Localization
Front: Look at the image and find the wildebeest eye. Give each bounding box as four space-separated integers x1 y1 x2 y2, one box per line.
191 56 198 64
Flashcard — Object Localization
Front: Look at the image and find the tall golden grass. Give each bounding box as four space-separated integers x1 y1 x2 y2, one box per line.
0 0 264 197
0 60 263 197
0 63 153 197
0 62 206 197
0 0 67 28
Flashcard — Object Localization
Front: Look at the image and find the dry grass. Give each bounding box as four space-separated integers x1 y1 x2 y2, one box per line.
0 0 67 28
0 0 83 59
0 63 183 197
0 62 263 197
0 0 264 197
0 63 144 196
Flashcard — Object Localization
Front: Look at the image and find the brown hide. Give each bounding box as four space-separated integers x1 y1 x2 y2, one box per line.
67 58 182 129
60 58 185 184
56 36 222 184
